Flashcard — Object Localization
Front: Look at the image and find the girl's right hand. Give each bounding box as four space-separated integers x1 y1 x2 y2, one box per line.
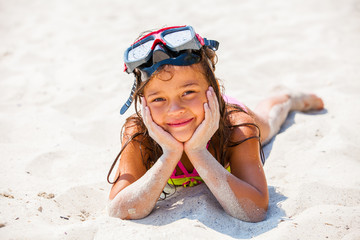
141 97 184 156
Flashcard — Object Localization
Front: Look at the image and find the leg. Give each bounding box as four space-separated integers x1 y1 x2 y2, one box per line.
250 92 324 145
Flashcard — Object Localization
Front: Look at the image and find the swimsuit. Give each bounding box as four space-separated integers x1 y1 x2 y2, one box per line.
168 161 232 187
223 95 247 112
168 161 207 187
167 95 246 187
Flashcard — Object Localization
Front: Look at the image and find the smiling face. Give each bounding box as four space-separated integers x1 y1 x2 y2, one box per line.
143 64 210 142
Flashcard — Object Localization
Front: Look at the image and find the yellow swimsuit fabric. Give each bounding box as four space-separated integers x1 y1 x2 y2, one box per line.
168 166 231 187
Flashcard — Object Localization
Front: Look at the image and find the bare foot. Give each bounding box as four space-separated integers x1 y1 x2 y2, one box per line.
289 93 324 112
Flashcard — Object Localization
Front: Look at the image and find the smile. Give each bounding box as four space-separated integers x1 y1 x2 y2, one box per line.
167 118 194 127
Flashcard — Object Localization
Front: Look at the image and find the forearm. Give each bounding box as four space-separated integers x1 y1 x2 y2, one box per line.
186 150 268 222
108 152 180 219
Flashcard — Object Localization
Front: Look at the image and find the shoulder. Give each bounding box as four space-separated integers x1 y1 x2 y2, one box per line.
122 114 145 142
226 107 260 143
121 113 153 163
109 115 148 199
121 113 157 169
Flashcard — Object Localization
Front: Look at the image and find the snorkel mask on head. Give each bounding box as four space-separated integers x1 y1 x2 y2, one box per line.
120 25 219 115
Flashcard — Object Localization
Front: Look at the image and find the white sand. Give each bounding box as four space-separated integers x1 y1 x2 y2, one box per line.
1 0 360 239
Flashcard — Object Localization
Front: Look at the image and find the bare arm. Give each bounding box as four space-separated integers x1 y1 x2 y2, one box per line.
108 150 181 219
185 138 268 222
108 99 183 219
184 87 268 222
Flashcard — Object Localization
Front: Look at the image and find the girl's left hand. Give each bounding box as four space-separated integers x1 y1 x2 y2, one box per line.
184 87 220 153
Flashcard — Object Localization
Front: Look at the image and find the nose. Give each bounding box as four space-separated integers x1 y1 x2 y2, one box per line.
168 99 185 116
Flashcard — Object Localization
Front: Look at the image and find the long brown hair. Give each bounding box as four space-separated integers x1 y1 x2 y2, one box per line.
107 47 264 184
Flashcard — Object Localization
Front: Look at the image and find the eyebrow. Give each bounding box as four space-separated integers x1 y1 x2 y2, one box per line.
147 91 161 98
178 82 200 89
146 81 200 98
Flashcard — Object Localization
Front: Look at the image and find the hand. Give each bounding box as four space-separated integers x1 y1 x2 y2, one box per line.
184 87 220 154
141 97 184 156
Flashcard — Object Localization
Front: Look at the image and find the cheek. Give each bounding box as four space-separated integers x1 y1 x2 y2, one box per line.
148 106 163 124
191 98 206 120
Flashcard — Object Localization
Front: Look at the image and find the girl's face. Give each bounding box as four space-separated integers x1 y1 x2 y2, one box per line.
143 64 210 142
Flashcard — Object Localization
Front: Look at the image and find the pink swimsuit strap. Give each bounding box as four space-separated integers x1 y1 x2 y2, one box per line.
223 95 248 113
170 161 200 179
170 142 210 179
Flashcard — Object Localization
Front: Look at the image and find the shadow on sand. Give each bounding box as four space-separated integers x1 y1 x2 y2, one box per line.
132 109 328 238
133 184 287 239
262 108 328 160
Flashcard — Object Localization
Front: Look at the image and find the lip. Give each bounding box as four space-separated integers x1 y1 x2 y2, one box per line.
167 118 194 127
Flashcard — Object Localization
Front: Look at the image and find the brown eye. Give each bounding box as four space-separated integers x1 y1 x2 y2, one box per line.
183 90 195 96
153 97 165 102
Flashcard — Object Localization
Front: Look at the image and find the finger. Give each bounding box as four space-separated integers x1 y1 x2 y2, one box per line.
142 105 150 128
204 101 210 116
212 88 220 113
205 88 212 115
213 94 220 122
143 106 158 139
206 88 217 121
142 102 153 130
142 98 155 128
143 97 148 107
207 87 216 112
207 88 220 130
211 87 219 112
203 102 211 127
145 106 154 128
141 97 146 119
208 87 219 117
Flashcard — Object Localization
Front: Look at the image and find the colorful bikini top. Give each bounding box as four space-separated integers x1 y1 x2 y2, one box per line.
168 161 204 187
168 161 231 187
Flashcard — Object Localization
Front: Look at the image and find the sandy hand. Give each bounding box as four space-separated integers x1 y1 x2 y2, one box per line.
184 87 220 153
141 97 184 155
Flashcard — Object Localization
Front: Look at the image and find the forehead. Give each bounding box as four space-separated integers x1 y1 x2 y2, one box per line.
145 64 208 91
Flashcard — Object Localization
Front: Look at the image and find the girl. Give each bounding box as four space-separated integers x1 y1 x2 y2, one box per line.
107 25 324 222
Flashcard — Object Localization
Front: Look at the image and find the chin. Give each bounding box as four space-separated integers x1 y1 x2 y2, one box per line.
172 132 193 143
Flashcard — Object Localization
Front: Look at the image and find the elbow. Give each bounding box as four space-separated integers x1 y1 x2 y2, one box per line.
246 190 269 222
230 206 267 222
245 198 268 222
246 195 268 222
246 207 267 222
107 200 127 219
228 196 268 222
107 199 151 220
228 206 267 222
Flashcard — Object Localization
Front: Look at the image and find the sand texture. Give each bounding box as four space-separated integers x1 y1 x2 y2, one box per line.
1 0 360 239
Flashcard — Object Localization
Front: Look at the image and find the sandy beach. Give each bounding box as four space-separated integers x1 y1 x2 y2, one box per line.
1 0 360 239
